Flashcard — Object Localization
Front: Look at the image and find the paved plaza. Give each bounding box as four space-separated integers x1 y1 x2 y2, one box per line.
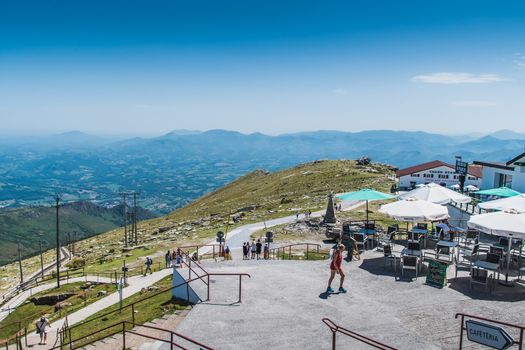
168 251 525 350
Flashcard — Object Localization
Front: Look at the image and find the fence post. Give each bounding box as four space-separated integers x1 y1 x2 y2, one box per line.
170 333 174 350
238 275 242 303
207 274 210 301
213 245 215 259
458 315 464 350
68 328 72 350
122 322 126 350
132 304 135 324
306 245 309 260
331 329 336 350
289 246 292 260
188 259 192 280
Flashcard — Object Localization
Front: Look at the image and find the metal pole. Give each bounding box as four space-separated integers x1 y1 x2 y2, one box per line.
132 304 135 323
238 275 242 303
207 274 210 301
306 244 309 260
332 330 336 350
170 333 174 350
122 322 126 350
122 193 128 248
56 195 60 288
17 241 23 284
458 315 464 350
133 192 138 245
39 238 44 279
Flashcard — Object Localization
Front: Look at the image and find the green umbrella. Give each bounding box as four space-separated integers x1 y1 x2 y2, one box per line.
336 189 395 225
474 186 520 198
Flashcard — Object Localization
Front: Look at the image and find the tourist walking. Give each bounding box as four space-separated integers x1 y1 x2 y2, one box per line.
256 239 262 260
175 251 182 268
165 250 171 268
225 245 231 260
326 244 347 293
242 242 248 260
36 316 51 345
144 256 153 275
251 240 257 259
264 244 269 259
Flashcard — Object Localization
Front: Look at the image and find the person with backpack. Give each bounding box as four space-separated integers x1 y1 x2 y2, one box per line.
326 244 347 293
256 239 262 260
144 256 153 275
35 315 51 345
242 242 248 260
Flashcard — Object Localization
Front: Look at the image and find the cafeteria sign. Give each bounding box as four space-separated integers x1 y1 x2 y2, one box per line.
455 159 469 176
425 259 447 288
466 320 513 349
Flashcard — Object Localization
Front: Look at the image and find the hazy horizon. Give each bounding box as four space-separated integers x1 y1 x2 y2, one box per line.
1 1 524 135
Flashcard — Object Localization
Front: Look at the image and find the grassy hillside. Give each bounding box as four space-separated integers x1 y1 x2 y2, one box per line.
0 201 156 266
1 160 395 292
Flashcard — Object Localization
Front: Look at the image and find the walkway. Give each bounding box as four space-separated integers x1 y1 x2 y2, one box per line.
25 268 173 349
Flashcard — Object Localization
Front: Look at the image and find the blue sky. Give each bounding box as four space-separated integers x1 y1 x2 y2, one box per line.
1 0 524 136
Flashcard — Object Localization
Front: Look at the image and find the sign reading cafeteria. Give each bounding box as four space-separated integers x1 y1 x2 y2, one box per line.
465 320 513 350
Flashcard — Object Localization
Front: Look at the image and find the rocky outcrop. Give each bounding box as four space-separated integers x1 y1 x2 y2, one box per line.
31 293 76 305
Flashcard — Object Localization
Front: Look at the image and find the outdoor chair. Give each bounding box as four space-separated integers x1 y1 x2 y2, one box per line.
470 267 492 294
408 241 421 252
383 244 398 272
416 223 428 230
353 234 367 251
408 231 420 241
365 222 376 231
401 255 419 279
465 229 478 245
459 244 479 264
486 253 501 265
489 247 505 267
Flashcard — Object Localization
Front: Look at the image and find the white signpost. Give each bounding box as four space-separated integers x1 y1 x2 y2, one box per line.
466 320 514 350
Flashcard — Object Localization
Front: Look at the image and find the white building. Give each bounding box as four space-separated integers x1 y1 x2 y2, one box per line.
474 151 525 193
396 160 483 190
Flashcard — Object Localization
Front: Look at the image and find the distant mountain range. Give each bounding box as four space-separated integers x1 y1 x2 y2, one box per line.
0 129 523 214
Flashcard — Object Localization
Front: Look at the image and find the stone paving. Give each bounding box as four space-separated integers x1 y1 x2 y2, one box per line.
166 252 525 350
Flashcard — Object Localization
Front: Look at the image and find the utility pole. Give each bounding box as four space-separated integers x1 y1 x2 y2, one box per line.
56 194 61 288
120 193 128 247
39 237 44 279
17 241 23 284
133 192 138 245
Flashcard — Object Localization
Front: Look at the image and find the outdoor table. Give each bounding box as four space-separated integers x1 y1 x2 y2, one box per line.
356 229 377 249
473 260 501 281
401 248 422 257
474 260 500 271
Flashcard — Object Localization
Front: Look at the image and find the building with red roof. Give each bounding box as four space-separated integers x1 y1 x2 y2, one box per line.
396 160 483 190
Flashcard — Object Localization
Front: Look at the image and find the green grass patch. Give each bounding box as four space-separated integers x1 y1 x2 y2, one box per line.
65 275 188 348
0 282 117 339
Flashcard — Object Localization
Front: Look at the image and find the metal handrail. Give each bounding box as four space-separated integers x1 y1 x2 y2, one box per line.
269 243 322 260
124 321 214 350
52 320 214 350
322 318 397 350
